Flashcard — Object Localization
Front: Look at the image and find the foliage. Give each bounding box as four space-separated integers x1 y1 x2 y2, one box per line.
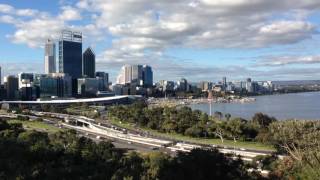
16 115 30 121
266 120 320 179
108 103 272 142
0 119 255 180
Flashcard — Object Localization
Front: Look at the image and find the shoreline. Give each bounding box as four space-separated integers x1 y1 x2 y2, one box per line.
148 91 320 108
148 96 256 107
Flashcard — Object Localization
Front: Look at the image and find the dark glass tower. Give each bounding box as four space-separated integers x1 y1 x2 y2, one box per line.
58 30 82 79
142 65 153 87
58 30 82 97
82 47 95 78
6 76 19 100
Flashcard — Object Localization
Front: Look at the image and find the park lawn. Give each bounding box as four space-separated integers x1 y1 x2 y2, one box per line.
109 118 275 151
8 119 62 134
66 107 99 118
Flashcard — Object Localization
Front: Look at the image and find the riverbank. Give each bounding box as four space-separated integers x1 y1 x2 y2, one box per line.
148 96 256 108
190 91 320 120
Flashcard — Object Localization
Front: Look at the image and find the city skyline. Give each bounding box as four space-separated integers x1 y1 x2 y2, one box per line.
1 1 320 82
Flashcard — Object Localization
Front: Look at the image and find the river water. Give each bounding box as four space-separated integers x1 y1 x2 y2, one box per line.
189 91 320 120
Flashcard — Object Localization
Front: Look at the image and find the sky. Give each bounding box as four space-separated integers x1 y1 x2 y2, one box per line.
1 0 320 83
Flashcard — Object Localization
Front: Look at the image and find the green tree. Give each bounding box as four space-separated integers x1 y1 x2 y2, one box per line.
252 113 276 128
214 111 223 120
225 113 232 121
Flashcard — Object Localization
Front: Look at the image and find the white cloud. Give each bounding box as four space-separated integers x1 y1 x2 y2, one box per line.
257 55 320 66
0 15 16 24
16 9 39 17
9 18 65 48
0 4 14 13
1 1 320 81
0 5 85 48
58 6 82 21
0 3 41 17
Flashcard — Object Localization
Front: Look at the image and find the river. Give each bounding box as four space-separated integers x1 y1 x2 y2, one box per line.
189 91 320 120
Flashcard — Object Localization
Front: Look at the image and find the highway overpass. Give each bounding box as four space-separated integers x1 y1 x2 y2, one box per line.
0 95 143 109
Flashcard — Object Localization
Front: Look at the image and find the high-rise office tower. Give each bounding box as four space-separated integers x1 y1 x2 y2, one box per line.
117 65 132 84
58 30 82 78
96 72 109 91
117 64 151 86
222 77 227 90
124 65 132 84
59 30 82 96
83 47 95 78
246 78 253 93
131 65 143 84
142 65 153 87
5 75 19 100
44 39 56 74
177 78 188 92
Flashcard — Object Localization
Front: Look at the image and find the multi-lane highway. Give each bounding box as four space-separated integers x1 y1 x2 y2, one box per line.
0 111 274 161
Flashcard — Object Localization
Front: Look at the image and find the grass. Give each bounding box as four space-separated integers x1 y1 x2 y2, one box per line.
8 119 62 134
109 118 275 151
66 107 99 118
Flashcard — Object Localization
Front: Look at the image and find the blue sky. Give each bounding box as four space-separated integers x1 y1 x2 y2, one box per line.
1 0 320 83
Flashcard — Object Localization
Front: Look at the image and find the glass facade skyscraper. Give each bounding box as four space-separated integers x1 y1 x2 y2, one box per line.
82 47 95 78
131 65 143 84
142 65 153 87
5 75 19 100
58 30 82 79
44 39 56 74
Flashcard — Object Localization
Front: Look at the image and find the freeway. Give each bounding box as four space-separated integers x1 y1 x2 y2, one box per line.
77 131 171 154
1 111 273 161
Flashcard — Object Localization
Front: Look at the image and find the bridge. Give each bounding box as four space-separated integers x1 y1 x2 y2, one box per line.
0 95 142 109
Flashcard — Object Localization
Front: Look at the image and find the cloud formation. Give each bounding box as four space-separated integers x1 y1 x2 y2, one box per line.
257 55 320 67
1 0 320 81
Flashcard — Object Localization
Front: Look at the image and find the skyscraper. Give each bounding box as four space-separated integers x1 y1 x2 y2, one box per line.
131 65 143 84
44 39 56 74
246 78 253 93
117 65 132 84
222 77 227 90
177 78 188 92
116 64 152 86
5 75 19 100
58 30 82 78
142 65 153 87
82 47 95 78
